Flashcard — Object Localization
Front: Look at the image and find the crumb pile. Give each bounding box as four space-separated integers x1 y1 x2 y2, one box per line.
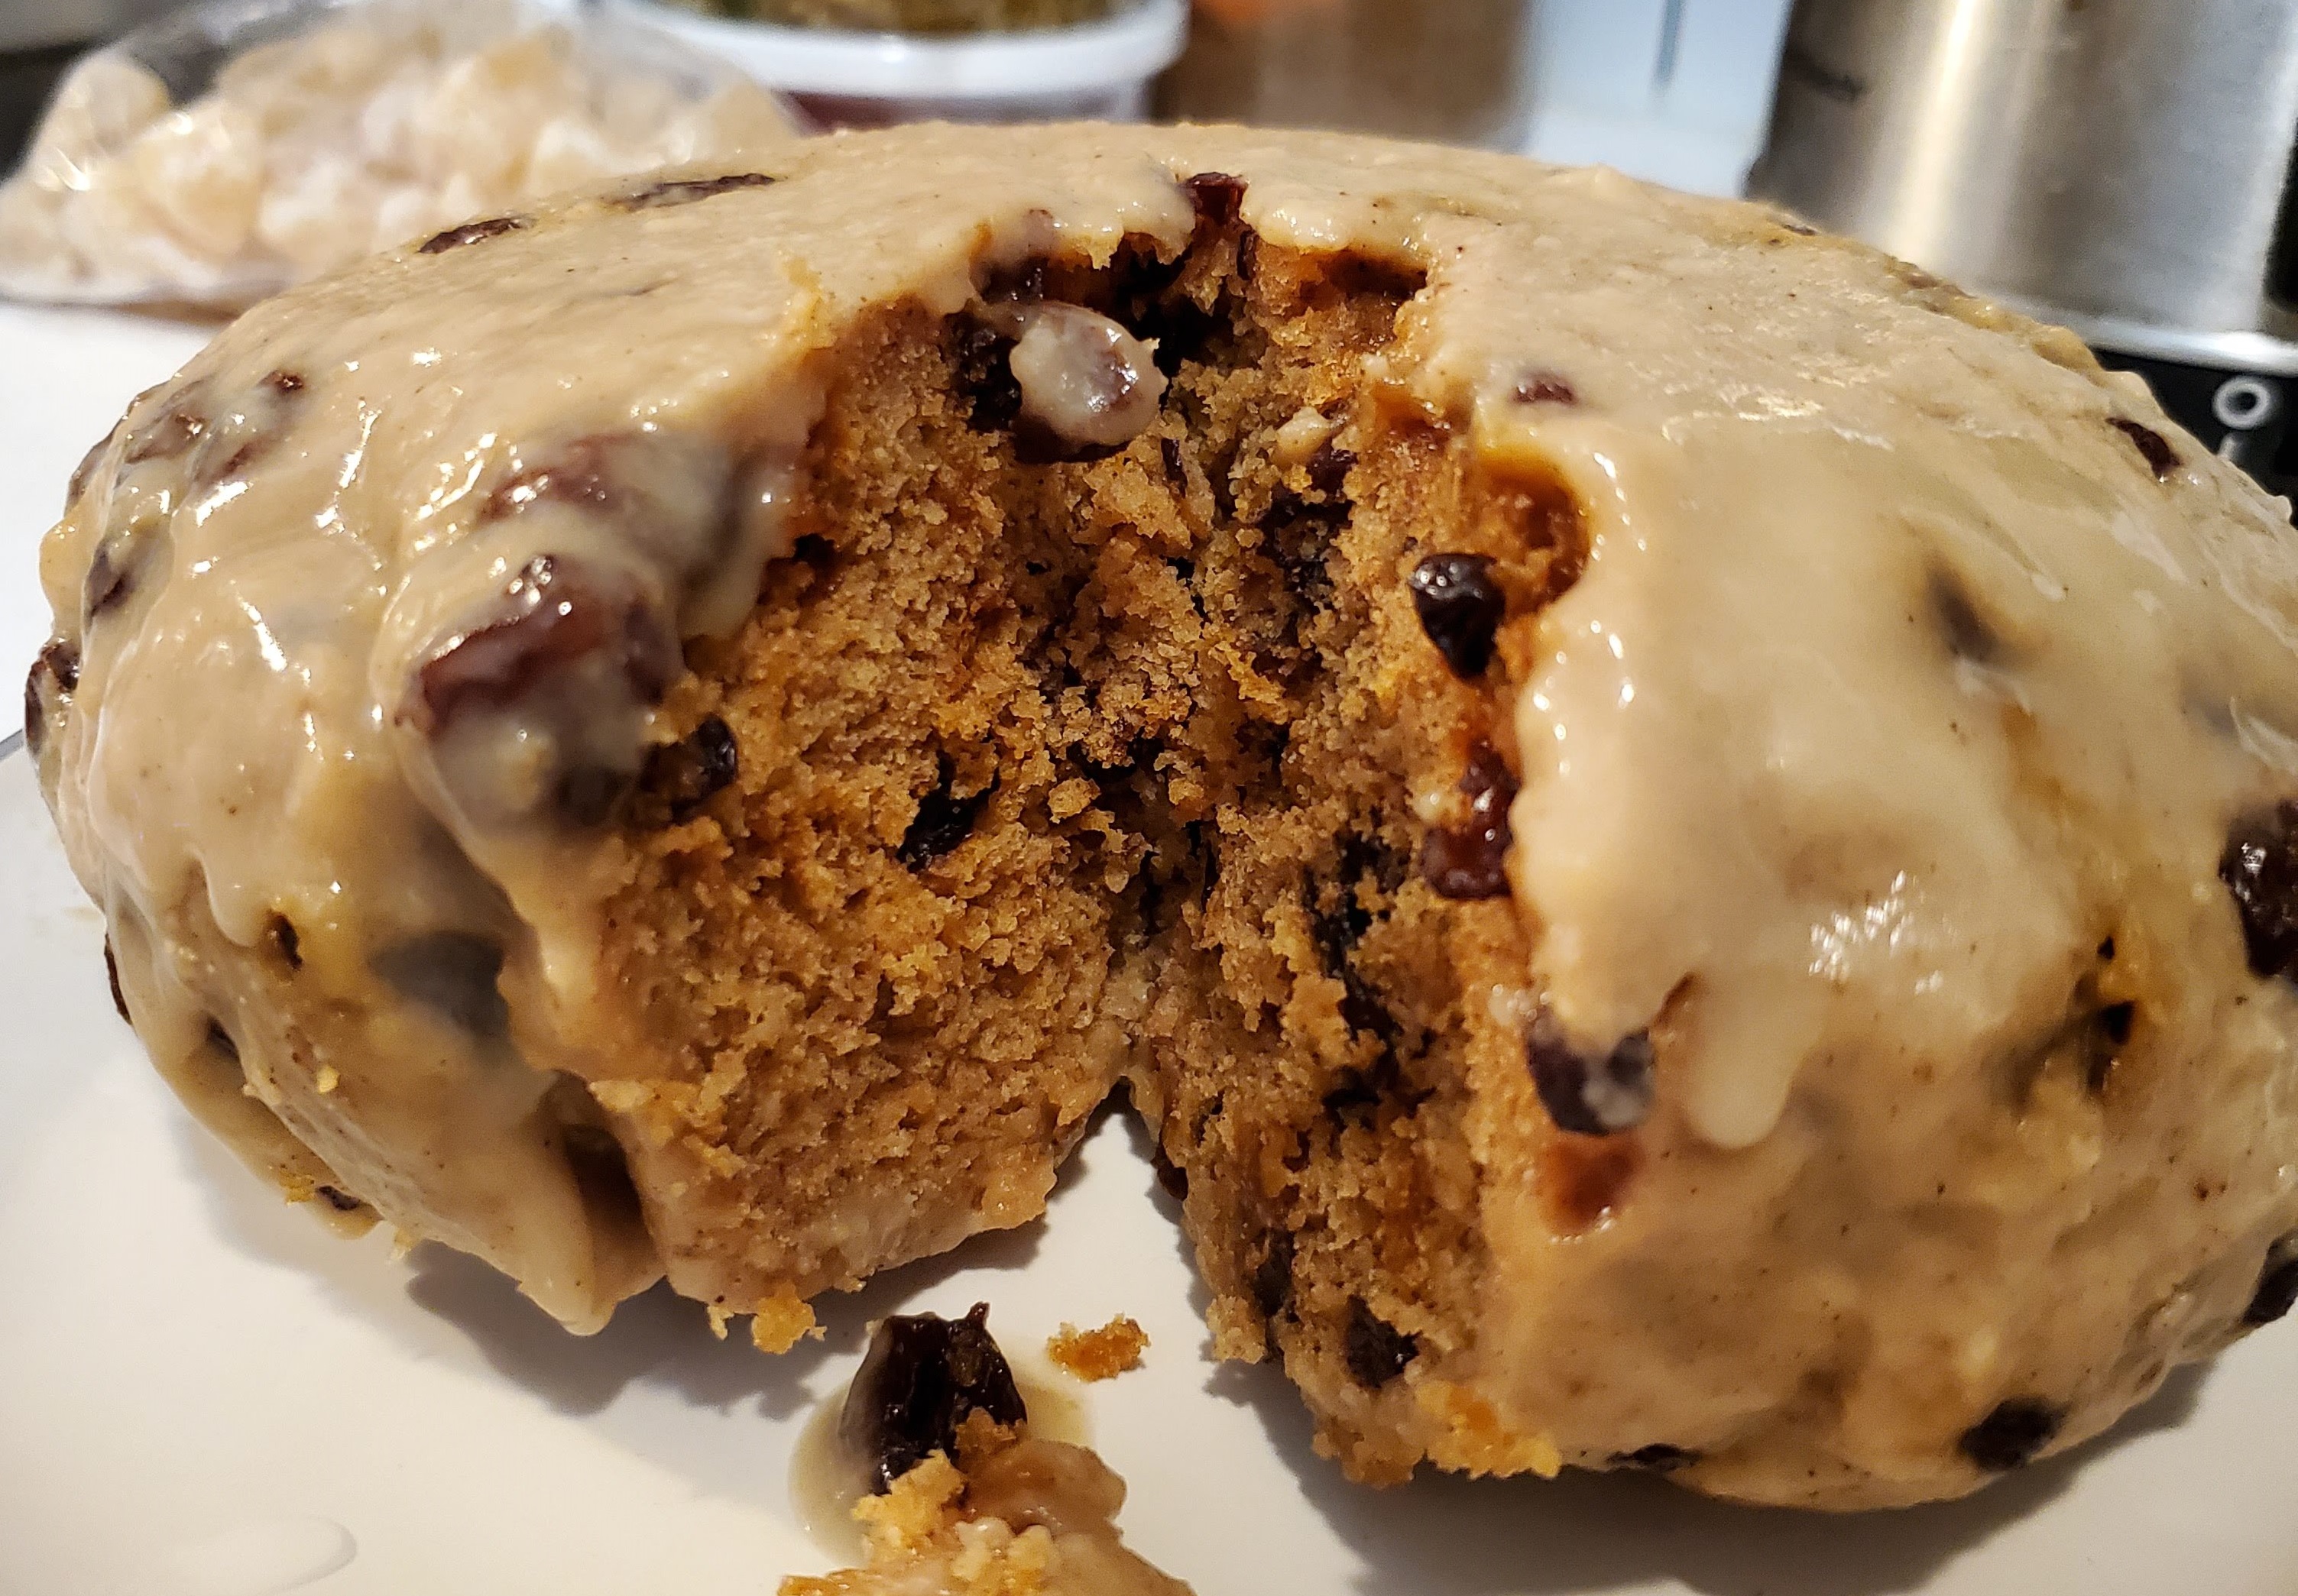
1047 1317 1149 1381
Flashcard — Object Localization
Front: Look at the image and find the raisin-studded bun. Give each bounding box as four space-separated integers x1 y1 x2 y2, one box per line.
28 124 2298 1510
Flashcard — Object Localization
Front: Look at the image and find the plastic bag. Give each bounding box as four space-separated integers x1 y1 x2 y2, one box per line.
0 0 798 311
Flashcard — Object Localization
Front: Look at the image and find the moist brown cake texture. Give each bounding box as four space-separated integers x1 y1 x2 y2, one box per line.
595 210 1570 1471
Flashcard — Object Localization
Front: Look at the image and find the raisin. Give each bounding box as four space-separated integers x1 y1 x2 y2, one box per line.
2087 1001 2134 1093
1528 1008 1655 1136
1264 489 1347 610
123 401 203 465
269 915 302 970
2245 1235 2298 1326
1611 1444 1699 1472
1928 568 2003 664
1127 290 1222 377
1182 171 1246 228
1250 1231 1295 1320
316 1185 364 1212
1322 1051 1428 1124
954 321 1024 434
68 432 112 505
1958 1399 2063 1471
2219 800 2298 981
24 640 78 757
412 555 679 735
418 215 528 254
1343 1299 1418 1389
618 172 776 209
792 533 836 573
556 766 634 827
1512 371 1578 406
481 436 631 521
185 372 307 490
644 715 740 821
899 754 994 870
1307 835 1410 1055
980 255 1050 303
1421 742 1517 900
370 931 509 1039
103 940 130 1024
21 665 44 757
838 1304 1026 1494
44 640 79 692
1305 440 1356 496
83 536 145 621
1408 553 1505 678
2108 417 2178 479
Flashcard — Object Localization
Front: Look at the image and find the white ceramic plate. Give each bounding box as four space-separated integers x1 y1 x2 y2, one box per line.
4 306 2296 1596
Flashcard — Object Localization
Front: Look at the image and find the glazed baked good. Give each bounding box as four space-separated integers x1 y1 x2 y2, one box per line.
27 123 2298 1510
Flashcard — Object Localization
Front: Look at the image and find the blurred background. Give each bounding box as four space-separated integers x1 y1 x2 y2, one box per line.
3 0 2294 499
0 1 1797 209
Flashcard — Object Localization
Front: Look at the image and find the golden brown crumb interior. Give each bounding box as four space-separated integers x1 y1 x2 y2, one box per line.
598 212 1583 1472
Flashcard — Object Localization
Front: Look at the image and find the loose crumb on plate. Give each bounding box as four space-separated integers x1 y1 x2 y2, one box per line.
1046 1316 1149 1381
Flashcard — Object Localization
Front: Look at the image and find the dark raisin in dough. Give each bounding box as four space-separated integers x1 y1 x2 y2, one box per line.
1182 171 1246 228
270 915 303 970
1407 553 1505 678
369 931 509 1038
1528 1010 1655 1136
417 215 528 254
646 715 741 821
1343 1298 1418 1389
102 939 129 1024
620 173 776 209
839 1303 1026 1493
1512 371 1578 406
2245 1236 2298 1326
1421 742 1516 899
1958 1398 2063 1471
413 555 678 733
2108 417 2178 479
1251 1230 1295 1320
1927 567 2003 664
899 754 993 870
2219 800 2298 980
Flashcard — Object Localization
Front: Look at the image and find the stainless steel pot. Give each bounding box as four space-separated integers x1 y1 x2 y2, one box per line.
1749 0 2298 374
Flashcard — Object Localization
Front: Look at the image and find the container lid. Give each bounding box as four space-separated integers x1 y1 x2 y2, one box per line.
610 0 1188 99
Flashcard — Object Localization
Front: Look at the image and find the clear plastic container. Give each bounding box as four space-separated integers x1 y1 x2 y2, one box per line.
0 0 797 310
610 0 1188 128
1155 0 1535 151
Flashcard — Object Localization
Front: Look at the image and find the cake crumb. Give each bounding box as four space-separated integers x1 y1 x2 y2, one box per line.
752 1291 822 1353
1047 1315 1149 1381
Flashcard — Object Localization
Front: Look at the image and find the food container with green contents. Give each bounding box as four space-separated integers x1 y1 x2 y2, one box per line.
610 0 1188 128
1157 0 1535 151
